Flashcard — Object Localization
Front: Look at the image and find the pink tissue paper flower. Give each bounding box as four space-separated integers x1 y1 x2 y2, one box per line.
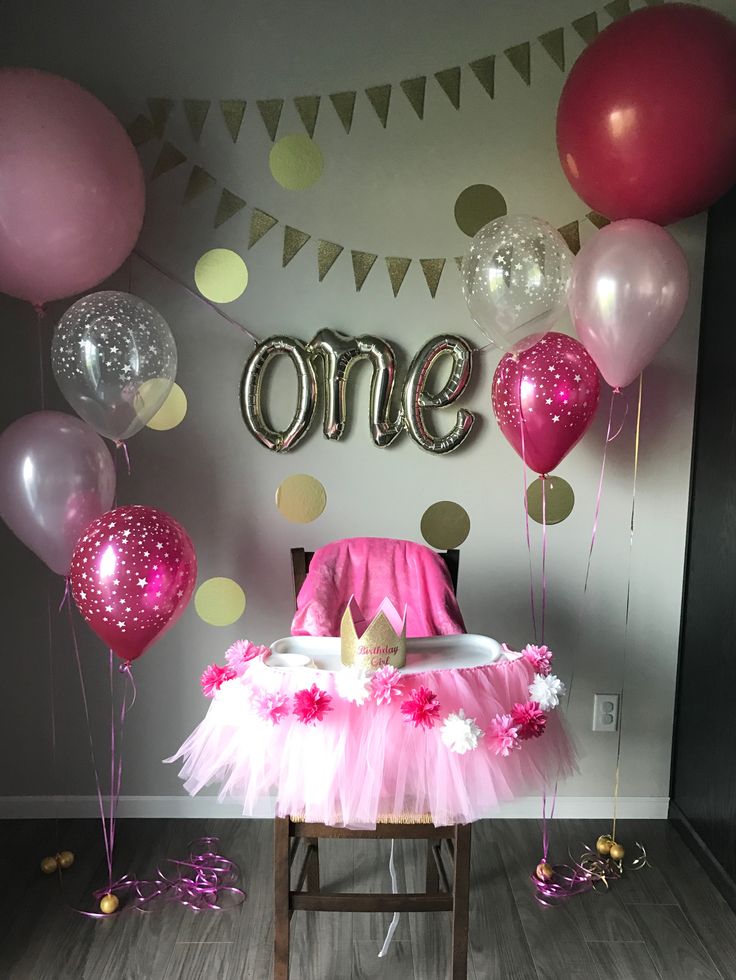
522 644 553 676
488 713 521 756
225 639 270 675
511 700 547 740
293 684 333 725
401 686 441 729
200 663 237 698
253 690 291 725
371 665 404 705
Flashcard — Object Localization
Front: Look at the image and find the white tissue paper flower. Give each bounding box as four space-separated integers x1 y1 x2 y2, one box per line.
335 665 372 706
440 709 484 754
529 673 566 711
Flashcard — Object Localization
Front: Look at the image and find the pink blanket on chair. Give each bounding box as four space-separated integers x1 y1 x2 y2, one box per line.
291 537 466 637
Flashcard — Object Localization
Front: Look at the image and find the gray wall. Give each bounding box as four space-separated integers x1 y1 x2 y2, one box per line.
0 0 717 815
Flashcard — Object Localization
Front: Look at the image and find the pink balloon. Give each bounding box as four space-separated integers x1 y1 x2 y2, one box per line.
0 69 144 305
70 506 197 663
569 220 689 390
492 332 600 476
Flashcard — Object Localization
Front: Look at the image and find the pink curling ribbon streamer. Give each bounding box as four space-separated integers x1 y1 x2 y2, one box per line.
58 576 70 612
115 440 131 477
540 473 548 644
518 369 538 643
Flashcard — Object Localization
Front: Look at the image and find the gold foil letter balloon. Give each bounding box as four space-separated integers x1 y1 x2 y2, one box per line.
402 336 476 454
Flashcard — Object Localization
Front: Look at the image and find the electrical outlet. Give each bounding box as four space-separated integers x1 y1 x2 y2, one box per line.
593 694 620 732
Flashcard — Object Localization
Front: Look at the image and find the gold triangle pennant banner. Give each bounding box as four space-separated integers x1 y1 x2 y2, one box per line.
400 76 426 120
365 84 391 128
249 209 278 248
183 164 216 202
420 258 446 298
215 189 246 228
147 97 174 138
329 91 357 133
151 142 186 179
435 67 461 110
220 100 246 142
351 251 378 291
505 42 531 86
572 12 599 45
294 95 320 138
604 0 631 20
257 99 283 142
538 27 565 71
317 241 344 281
283 226 310 267
183 99 210 141
127 114 155 146
587 211 611 230
385 257 412 297
469 55 495 99
557 220 581 255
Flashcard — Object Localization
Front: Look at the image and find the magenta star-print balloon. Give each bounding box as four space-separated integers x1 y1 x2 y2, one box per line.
70 505 197 662
492 332 600 476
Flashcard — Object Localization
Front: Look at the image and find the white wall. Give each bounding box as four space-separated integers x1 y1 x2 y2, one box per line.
0 0 712 817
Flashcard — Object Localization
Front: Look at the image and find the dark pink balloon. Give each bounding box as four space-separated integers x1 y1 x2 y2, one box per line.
492 332 600 476
0 68 144 305
70 506 197 663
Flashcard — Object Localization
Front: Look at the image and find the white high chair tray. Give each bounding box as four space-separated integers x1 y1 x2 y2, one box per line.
267 633 507 674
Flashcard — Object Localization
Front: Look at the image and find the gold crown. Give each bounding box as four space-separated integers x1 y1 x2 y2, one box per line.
340 595 407 670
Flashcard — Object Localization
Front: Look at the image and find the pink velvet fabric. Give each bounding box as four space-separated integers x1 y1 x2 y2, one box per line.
290 537 466 638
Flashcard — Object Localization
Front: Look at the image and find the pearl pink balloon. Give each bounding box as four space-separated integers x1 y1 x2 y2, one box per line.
70 506 197 663
569 220 689 390
492 332 600 476
0 68 144 305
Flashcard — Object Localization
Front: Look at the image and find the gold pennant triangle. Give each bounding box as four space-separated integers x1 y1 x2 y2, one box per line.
127 115 155 146
283 226 310 267
214 189 246 228
643 0 664 4
605 0 630 20
294 95 320 138
351 251 378 291
400 77 426 119
505 42 531 86
365 84 391 128
420 258 446 298
183 99 210 141
249 208 278 248
329 91 357 133
385 257 412 297
147 97 174 138
257 99 283 141
317 241 344 281
435 67 461 110
572 12 599 45
587 211 611 230
151 142 186 179
538 27 565 71
469 55 495 99
183 165 216 202
557 220 581 255
220 100 246 142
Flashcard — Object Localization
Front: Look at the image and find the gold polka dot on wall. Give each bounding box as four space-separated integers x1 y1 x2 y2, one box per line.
146 383 188 431
454 184 508 238
194 577 246 626
526 476 575 526
194 248 248 303
276 474 327 523
269 134 324 190
420 501 471 550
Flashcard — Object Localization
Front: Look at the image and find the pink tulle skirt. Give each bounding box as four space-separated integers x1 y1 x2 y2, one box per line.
167 654 577 828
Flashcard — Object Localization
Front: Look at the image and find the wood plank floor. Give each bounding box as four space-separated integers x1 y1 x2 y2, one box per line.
2 818 735 980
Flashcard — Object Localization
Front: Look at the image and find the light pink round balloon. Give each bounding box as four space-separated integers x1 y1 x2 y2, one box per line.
569 220 689 390
0 68 145 305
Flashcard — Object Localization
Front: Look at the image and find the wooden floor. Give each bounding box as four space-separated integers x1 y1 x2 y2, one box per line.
3 818 736 979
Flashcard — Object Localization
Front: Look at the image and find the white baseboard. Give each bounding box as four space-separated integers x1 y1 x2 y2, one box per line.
0 795 669 820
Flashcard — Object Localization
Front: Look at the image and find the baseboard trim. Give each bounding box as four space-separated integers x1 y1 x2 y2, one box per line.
0 795 669 820
669 800 736 915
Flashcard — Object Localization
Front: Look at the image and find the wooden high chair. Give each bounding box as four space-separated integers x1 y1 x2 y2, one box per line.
272 546 470 980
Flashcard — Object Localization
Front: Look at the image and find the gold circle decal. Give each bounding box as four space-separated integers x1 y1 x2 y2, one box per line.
194 248 248 303
269 134 324 191
194 577 247 626
420 501 471 550
454 184 508 238
526 476 575 526
276 474 327 524
145 383 188 431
